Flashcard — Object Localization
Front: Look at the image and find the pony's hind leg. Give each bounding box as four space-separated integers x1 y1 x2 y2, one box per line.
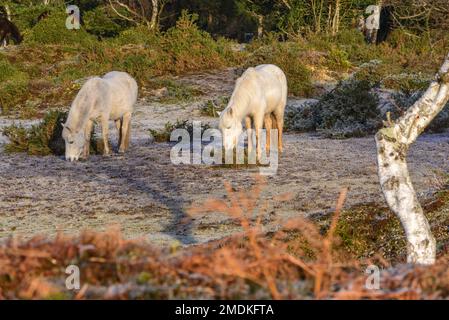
273 110 284 153
101 116 111 156
115 118 122 151
125 122 131 150
83 119 94 159
119 112 132 153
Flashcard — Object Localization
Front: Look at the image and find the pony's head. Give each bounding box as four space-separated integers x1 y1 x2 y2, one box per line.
62 125 85 161
218 107 242 151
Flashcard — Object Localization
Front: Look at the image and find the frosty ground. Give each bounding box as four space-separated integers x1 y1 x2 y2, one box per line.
1 69 449 246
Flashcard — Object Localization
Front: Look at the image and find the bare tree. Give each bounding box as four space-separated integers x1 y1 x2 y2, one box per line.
310 0 325 33
108 0 166 30
376 53 449 265
385 0 449 33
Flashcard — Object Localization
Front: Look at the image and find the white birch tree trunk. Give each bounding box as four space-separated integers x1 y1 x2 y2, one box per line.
331 0 340 35
376 53 449 265
257 15 264 38
150 0 158 30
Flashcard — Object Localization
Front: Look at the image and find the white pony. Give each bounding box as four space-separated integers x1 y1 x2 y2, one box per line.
62 71 138 161
219 64 287 159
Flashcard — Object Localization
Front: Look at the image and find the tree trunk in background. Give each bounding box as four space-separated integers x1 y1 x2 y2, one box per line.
311 0 324 33
1 5 11 47
5 4 10 20
331 0 340 35
207 13 213 30
376 53 449 265
150 0 158 30
371 0 383 44
257 15 264 38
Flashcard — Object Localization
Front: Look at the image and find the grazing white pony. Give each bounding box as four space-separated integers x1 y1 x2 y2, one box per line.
62 71 138 161
219 64 287 159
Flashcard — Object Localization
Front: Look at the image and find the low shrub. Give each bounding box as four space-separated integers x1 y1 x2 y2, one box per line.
200 96 229 117
285 79 380 138
326 47 352 72
383 73 431 93
83 6 131 38
114 25 159 46
149 120 212 143
317 189 449 262
24 11 96 46
0 56 29 114
284 101 317 132
245 41 314 97
155 11 240 75
315 79 380 137
2 110 98 156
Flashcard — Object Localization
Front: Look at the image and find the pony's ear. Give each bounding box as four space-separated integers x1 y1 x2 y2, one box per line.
228 108 234 117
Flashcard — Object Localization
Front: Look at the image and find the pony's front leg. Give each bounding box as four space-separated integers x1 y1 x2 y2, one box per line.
254 114 264 162
119 112 132 153
101 116 111 156
245 116 253 154
264 113 273 155
83 119 94 159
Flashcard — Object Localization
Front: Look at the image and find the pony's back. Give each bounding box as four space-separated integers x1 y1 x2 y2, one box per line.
103 71 138 106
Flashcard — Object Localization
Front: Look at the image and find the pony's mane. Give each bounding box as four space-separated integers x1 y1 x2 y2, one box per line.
228 68 257 109
66 78 103 131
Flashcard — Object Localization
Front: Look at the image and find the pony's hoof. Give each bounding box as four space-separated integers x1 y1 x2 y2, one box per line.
103 151 111 157
118 149 126 154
